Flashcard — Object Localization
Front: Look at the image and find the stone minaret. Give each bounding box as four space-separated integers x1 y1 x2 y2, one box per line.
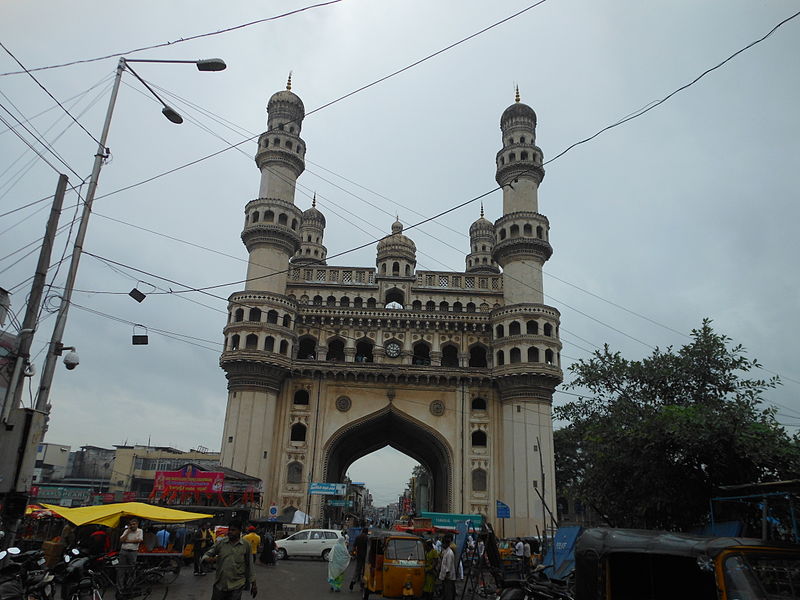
491 88 563 536
243 75 305 293
292 194 328 265
466 204 500 274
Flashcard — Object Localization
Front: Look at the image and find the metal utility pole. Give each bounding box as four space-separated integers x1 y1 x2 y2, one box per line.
0 174 68 546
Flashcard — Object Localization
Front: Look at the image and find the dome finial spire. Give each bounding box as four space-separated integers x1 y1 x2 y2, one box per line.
515 84 520 103
287 71 292 91
480 202 484 218
312 192 316 208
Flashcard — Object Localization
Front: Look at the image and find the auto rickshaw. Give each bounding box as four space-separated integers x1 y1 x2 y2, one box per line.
361 530 426 599
574 528 800 599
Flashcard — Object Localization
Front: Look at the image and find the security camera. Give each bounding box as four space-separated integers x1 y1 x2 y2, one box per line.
63 350 80 370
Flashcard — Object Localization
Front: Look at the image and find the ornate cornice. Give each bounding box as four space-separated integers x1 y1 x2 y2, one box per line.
495 161 544 187
220 354 291 392
254 147 305 178
241 224 300 255
492 236 553 264
496 371 561 401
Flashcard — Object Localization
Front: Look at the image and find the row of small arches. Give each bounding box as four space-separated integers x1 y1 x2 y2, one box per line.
231 308 292 327
228 334 290 354
263 135 304 155
247 209 298 229
498 150 538 166
380 261 413 277
496 347 558 366
495 321 555 338
497 223 546 241
296 294 493 313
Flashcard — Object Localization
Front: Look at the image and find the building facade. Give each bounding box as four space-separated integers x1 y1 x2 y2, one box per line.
219 82 562 536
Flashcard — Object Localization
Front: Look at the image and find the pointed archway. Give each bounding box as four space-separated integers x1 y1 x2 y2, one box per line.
322 405 453 512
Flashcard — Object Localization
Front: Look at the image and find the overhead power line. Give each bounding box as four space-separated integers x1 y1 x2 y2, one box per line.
0 1 347 76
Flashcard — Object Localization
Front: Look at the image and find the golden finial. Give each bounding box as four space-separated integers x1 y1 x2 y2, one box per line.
312 192 316 208
515 85 520 103
480 202 484 218
287 71 292 91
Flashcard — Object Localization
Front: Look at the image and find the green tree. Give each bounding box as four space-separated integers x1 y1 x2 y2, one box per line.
554 320 800 531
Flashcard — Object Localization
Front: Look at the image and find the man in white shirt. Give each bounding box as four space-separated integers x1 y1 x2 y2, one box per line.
119 518 143 588
438 535 456 600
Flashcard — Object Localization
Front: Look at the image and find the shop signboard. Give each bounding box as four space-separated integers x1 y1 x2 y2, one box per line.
309 482 346 495
153 465 224 493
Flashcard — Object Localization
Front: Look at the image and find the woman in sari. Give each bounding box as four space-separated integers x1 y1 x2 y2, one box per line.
327 536 351 592
422 539 440 600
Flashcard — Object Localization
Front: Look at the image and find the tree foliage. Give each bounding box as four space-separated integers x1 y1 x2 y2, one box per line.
554 320 800 531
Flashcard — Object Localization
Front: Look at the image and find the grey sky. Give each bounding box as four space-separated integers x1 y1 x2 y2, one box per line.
2 0 799 507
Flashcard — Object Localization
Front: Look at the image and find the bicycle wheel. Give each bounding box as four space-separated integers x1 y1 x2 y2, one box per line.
159 558 180 585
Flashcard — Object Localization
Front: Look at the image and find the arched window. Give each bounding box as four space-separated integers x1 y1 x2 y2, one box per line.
381 263 387 273
245 334 258 349
412 300 422 311
536 225 543 239
293 390 309 405
267 310 278 324
230 334 240 350
282 314 291 327
499 229 507 240
287 462 302 484
405 265 411 276
278 213 288 225
496 324 505 338
441 344 459 368
471 397 487 411
425 301 436 311
252 211 259 223
527 320 538 335
453 302 463 313
510 347 521 363
520 136 526 143
509 321 521 336
472 469 487 492
385 288 404 306
439 301 449 312
327 296 336 307
298 337 317 360
521 151 529 160
471 430 487 447
290 423 307 442
353 297 363 308
234 308 244 322
313 295 323 306
355 339 374 363
339 296 349 307
366 298 377 309
496 350 505 366
326 339 345 362
509 152 516 162
528 347 540 362
469 346 488 368
545 349 555 364
264 336 275 352
466 302 476 312
392 262 400 276
544 323 553 337
279 340 289 354
264 210 274 222
510 224 520 237
523 223 533 236
291 218 298 230
412 342 431 366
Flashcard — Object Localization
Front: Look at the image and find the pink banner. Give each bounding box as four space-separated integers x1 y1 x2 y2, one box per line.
153 465 224 493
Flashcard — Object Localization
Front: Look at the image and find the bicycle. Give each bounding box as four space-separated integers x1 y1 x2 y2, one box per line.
94 562 169 600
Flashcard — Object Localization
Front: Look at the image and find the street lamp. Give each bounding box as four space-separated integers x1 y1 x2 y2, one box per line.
8 56 226 519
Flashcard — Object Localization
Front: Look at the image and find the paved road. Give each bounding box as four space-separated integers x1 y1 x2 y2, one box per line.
163 556 338 600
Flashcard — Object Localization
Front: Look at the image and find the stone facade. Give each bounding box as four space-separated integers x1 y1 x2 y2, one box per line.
219 81 562 536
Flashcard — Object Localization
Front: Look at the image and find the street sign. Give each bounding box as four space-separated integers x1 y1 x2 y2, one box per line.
327 499 352 507
309 482 347 495
496 500 511 519
268 504 278 517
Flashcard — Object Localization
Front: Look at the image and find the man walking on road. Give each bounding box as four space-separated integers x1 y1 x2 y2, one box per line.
203 520 258 600
349 527 369 591
438 534 456 600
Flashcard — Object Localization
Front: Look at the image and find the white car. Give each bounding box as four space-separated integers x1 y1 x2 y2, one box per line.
275 529 343 560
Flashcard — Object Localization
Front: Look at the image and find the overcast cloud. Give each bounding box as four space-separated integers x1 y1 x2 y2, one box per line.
2 0 798 506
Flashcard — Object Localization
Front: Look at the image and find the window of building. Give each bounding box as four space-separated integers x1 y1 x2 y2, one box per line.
353 297 363 308
266 310 278 324
453 302 463 312
366 298 377 309
412 342 431 366
313 295 323 306
544 323 553 337
230 334 240 350
528 347 540 362
234 308 244 322
439 301 449 312
545 349 555 364
471 430 487 447
469 346 488 368
497 350 505 366
326 339 345 362
340 296 350 307
509 321 521 336
264 336 275 352
441 344 459 368
279 340 289 354
471 397 487 411
294 390 309 405
472 469 487 492
527 320 538 335
466 302 476 312
327 296 336 307
287 462 302 484
412 300 422 311
355 339 374 363
282 314 291 327
510 347 521 363
496 324 505 338
426 301 436 311
290 423 307 442
245 334 259 349
252 211 259 223
298 337 317 359
278 213 288 225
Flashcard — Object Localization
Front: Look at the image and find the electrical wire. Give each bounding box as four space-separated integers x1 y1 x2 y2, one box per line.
0 108 72 177
0 1 347 76
0 41 103 146
544 9 800 165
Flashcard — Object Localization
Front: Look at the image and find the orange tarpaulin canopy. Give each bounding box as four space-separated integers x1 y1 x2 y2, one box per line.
41 502 212 527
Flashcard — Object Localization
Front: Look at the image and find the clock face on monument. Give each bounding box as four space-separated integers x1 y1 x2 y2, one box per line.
385 342 401 358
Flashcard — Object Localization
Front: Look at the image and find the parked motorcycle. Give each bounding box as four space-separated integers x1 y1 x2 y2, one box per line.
0 547 55 600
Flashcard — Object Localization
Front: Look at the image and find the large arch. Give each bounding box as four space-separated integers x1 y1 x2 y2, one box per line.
322 405 453 512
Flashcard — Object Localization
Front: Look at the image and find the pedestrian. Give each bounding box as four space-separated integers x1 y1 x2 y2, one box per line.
118 518 143 589
348 526 369 591
421 539 439 600
259 531 276 566
156 526 170 549
202 520 258 600
327 536 351 592
242 526 261 564
522 539 531 574
438 534 456 600
174 526 187 552
193 522 214 575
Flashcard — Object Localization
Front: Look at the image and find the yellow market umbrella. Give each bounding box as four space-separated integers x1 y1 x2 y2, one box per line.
40 502 213 528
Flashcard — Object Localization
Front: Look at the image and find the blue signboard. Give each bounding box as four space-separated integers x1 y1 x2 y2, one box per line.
496 500 511 519
309 482 346 495
420 512 484 529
